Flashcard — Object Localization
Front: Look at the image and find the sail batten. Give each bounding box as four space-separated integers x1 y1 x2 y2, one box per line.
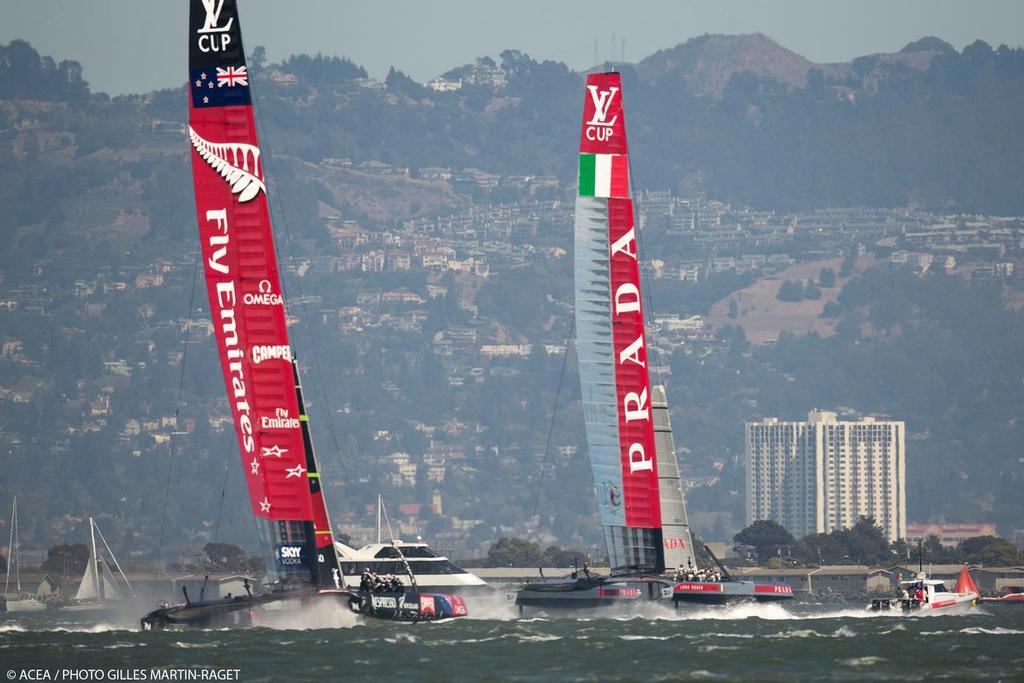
188 0 337 588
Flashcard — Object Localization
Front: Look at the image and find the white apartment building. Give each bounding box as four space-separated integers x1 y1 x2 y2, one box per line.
745 410 906 542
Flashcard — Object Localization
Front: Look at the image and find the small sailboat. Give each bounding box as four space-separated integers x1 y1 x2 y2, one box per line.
2 496 46 613
141 0 466 629
62 518 134 613
515 72 790 613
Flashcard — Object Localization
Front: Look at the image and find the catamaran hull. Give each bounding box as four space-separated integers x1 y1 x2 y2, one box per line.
514 576 672 613
141 594 274 630
141 588 468 629
672 581 795 605
348 591 468 622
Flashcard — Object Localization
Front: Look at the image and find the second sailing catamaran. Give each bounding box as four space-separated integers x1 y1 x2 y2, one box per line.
515 72 792 612
141 0 467 628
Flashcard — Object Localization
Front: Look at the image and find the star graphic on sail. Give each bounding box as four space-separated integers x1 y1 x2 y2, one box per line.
259 498 271 513
249 458 260 475
261 444 287 458
285 464 306 479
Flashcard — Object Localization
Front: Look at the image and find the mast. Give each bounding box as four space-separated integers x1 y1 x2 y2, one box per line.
4 496 14 595
377 494 382 545
574 73 692 573
89 518 101 602
188 0 340 590
651 387 697 571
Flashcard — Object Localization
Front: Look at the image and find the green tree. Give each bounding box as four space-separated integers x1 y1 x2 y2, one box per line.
734 520 796 564
203 543 248 571
957 536 1021 565
41 543 89 575
837 517 890 565
819 267 837 288
483 537 544 567
839 252 856 278
777 280 804 302
921 536 960 564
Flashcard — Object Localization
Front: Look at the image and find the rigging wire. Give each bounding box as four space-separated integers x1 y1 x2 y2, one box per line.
151 249 200 595
623 127 670 387
248 80 350 491
210 459 232 545
531 317 575 519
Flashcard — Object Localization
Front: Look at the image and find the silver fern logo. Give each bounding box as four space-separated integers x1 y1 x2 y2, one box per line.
189 126 266 202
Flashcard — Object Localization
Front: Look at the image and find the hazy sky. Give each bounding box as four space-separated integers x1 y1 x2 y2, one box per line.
3 1 1023 95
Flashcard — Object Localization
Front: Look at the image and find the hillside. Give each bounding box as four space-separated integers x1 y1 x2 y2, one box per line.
638 33 815 96
0 38 1023 558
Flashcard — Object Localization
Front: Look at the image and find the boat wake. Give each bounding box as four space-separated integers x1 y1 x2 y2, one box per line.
463 592 518 621
253 599 361 630
507 600 988 623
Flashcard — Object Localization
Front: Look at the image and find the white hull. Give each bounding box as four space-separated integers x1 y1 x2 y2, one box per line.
869 572 980 613
3 598 46 613
335 541 491 595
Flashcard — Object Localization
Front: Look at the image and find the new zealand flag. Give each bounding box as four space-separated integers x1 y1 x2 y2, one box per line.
190 66 251 108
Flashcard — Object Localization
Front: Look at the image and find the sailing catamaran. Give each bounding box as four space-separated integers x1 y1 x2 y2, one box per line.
141 0 466 628
515 72 791 612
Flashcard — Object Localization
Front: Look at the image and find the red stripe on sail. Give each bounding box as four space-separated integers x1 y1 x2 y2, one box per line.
189 97 313 522
311 489 333 549
610 154 629 197
608 198 661 529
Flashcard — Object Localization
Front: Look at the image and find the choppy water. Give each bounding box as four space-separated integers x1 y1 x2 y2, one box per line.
2 597 1022 682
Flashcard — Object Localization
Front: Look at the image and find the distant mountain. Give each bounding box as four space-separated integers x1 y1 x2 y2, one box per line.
638 33 815 96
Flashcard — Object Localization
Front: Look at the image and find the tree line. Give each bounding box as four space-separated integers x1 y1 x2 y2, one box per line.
733 518 1022 567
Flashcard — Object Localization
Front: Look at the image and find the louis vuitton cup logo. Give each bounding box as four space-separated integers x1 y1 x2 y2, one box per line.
585 85 620 143
196 0 235 53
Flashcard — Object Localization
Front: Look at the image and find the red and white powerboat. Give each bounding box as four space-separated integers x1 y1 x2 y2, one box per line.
869 566 980 612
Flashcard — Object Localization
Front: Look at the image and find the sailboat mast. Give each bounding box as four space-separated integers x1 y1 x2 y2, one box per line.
377 494 382 545
13 496 19 592
89 517 101 602
4 496 13 596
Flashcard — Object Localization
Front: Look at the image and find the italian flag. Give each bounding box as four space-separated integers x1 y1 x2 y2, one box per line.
578 153 629 198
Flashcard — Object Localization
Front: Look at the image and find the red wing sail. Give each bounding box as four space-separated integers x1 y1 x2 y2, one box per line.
190 0 309 522
582 73 661 529
188 0 339 588
575 73 664 570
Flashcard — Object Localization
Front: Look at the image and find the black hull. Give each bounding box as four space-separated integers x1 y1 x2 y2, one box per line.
140 588 468 629
141 593 277 630
514 575 671 613
348 590 468 622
